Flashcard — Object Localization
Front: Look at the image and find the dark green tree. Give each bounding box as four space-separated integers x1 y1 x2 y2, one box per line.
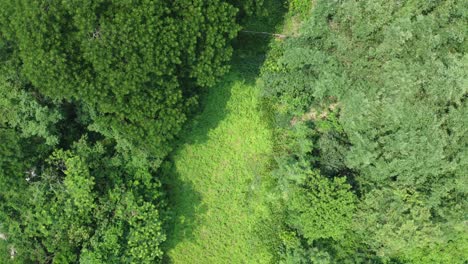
1 0 240 159
0 0 261 262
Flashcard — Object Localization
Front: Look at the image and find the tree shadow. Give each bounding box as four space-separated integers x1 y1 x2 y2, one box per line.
179 75 234 146
232 0 287 79
161 160 207 263
174 0 287 146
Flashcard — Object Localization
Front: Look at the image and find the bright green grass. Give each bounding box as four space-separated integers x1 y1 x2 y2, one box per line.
162 70 278 263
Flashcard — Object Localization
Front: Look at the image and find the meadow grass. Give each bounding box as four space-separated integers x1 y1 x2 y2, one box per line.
162 71 278 263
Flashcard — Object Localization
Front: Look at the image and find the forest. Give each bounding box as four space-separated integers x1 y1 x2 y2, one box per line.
0 0 466 263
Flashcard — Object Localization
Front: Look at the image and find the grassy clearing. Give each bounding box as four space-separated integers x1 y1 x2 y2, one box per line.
162 71 277 263
161 2 286 262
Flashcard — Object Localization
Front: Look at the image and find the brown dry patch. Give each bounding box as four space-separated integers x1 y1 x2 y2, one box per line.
329 102 339 111
328 20 340 32
290 116 299 126
302 108 318 121
319 111 329 119
290 101 340 126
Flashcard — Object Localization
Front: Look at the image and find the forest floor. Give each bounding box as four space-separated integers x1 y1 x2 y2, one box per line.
162 2 286 263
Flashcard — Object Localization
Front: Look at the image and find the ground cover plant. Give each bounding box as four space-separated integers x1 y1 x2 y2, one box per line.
162 71 277 263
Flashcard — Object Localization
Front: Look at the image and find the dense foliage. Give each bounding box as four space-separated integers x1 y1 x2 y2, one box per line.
1 0 466 262
263 0 467 263
0 0 263 262
1 0 242 158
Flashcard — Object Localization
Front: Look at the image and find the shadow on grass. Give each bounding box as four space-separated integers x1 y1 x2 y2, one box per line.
232 0 287 81
178 0 287 145
161 161 207 264
181 75 234 146
161 0 287 261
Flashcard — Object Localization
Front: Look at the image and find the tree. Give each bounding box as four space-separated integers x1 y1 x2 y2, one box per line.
263 0 468 262
0 0 259 262
288 170 355 242
1 0 240 159
0 138 167 263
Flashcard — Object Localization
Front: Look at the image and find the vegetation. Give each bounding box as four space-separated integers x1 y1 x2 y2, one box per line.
0 0 242 158
0 0 466 263
0 0 262 262
262 0 468 263
162 71 277 263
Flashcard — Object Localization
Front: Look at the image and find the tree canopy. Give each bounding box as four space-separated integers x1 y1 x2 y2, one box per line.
0 0 262 262
263 0 467 262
